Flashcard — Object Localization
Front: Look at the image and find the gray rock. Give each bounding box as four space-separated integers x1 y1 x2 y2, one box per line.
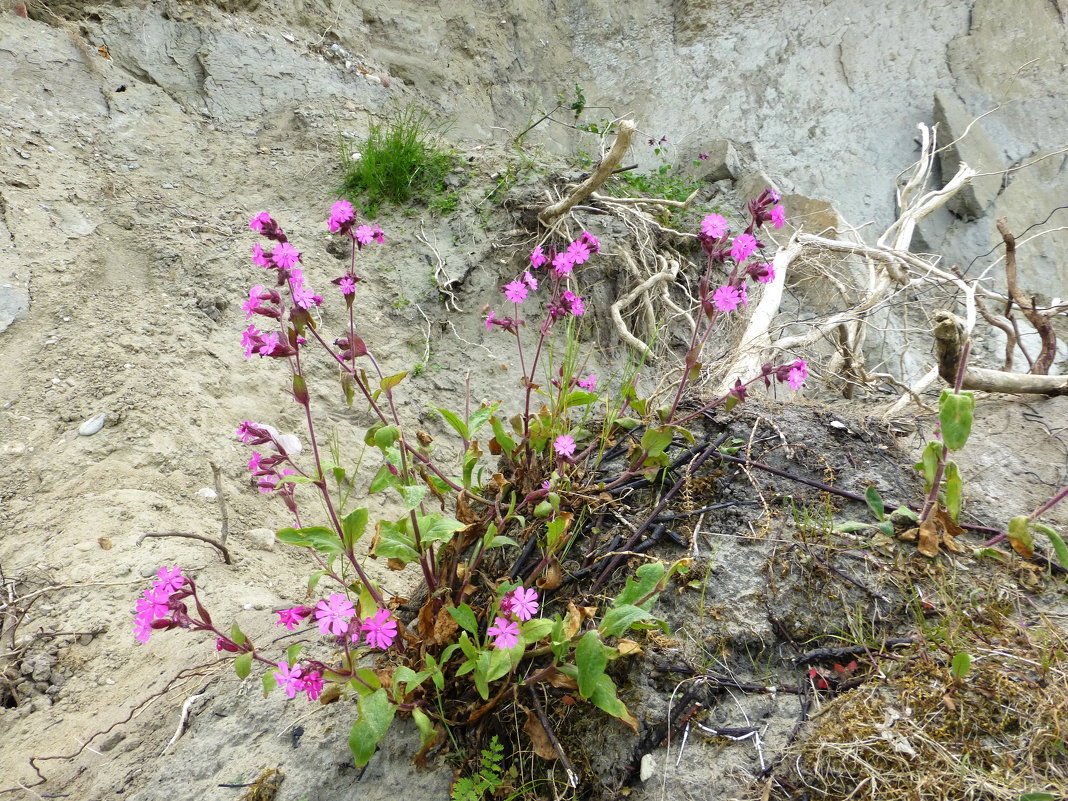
933 90 1003 220
99 732 127 752
694 139 742 183
78 413 106 436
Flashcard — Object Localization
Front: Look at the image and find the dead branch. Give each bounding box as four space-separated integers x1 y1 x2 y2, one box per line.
933 311 1068 395
610 250 680 359
538 120 636 226
136 532 232 564
950 264 1018 370
997 218 1057 374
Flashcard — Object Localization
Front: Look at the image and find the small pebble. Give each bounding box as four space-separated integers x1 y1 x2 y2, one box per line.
139 565 158 578
78 413 106 436
281 33 295 43
196 487 217 500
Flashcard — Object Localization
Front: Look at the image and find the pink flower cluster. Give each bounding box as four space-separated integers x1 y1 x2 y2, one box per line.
326 200 385 248
553 433 576 458
486 586 540 649
306 593 399 650
274 660 325 701
133 566 186 643
236 421 300 510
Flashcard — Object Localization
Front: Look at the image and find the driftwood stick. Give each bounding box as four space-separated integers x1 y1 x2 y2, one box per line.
997 218 1057 374
210 461 229 548
136 531 233 564
538 120 636 225
933 310 1068 395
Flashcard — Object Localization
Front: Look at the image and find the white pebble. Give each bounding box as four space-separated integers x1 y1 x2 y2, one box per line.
78 413 106 436
196 487 218 500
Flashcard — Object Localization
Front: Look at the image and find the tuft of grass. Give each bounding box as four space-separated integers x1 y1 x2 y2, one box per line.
340 105 454 215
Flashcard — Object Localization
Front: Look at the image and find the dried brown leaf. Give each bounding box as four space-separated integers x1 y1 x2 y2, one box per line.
523 712 558 761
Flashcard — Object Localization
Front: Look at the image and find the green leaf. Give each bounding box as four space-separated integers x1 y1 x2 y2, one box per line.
262 671 277 695
230 622 246 647
436 407 469 440
342 508 369 550
613 562 665 608
490 416 515 458
944 461 962 522
416 514 467 545
1019 793 1057 801
915 441 942 491
308 569 327 594
565 390 599 408
234 652 252 680
939 389 974 451
865 486 885 521
589 673 638 730
397 484 427 511
412 708 437 751
640 426 673 458
1008 515 1035 558
613 417 641 431
372 520 419 564
486 647 513 683
275 526 343 555
833 521 873 533
374 425 399 449
575 630 608 700
348 688 396 768
285 644 303 665
1033 522 1068 570
447 604 479 635
892 506 919 522
950 652 972 681
380 371 408 393
369 463 400 493
600 604 657 638
546 516 569 551
875 520 895 536
469 403 498 436
521 618 554 644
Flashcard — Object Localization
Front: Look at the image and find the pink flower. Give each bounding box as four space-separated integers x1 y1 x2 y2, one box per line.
243 285 266 320
236 421 258 443
257 467 295 494
580 231 600 254
154 566 185 595
339 275 356 295
248 451 263 473
275 606 312 631
354 225 375 245
272 242 300 270
567 239 592 266
552 251 575 276
569 295 586 316
257 331 282 357
485 310 496 330
328 199 355 232
530 246 548 269
302 671 324 701
770 204 786 229
756 263 775 284
486 616 519 649
359 609 398 650
786 360 808 390
522 271 538 290
503 280 529 304
274 661 304 699
249 212 272 232
314 593 355 637
698 152 709 161
507 587 539 622
289 268 322 309
371 225 385 244
251 242 270 267
712 285 743 313
739 285 749 307
134 616 153 643
701 214 729 239
578 373 597 390
553 434 576 458
730 233 758 263
241 324 261 358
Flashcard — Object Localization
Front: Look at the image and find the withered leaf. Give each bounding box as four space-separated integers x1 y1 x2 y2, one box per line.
917 518 942 558
523 712 558 761
535 558 563 591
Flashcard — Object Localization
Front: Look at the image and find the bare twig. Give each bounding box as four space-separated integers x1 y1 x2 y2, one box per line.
210 461 229 548
136 532 232 564
997 218 1057 374
539 120 637 225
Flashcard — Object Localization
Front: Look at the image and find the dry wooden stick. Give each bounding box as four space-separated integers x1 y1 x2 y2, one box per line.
538 120 636 225
996 218 1057 374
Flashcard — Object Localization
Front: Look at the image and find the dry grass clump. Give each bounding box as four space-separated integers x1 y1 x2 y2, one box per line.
773 602 1068 801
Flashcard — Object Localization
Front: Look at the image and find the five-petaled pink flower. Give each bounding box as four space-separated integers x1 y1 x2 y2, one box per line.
487 616 520 649
553 434 576 458
314 593 355 637
712 285 743 313
507 587 539 622
249 211 272 232
248 451 263 473
530 246 548 269
578 373 597 390
701 214 729 239
275 606 312 631
339 275 356 295
328 199 355 232
786 360 808 390
359 608 398 650
770 205 786 229
274 661 304 699
251 242 270 267
503 280 528 304
567 239 592 266
272 241 300 270
522 271 538 290
580 231 600 254
301 670 324 701
552 251 575 276
730 233 757 263
355 225 375 245
485 310 496 330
